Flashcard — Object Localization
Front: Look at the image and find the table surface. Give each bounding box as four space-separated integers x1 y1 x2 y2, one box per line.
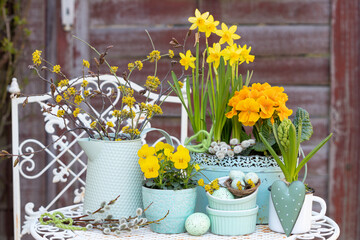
29 204 340 240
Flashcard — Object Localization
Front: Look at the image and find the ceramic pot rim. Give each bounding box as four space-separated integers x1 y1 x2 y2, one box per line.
77 137 142 144
206 205 259 216
142 186 196 193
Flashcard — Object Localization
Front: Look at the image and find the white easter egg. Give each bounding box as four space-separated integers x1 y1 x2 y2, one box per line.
212 187 235 199
231 177 245 189
229 170 245 180
185 213 210 236
245 172 259 184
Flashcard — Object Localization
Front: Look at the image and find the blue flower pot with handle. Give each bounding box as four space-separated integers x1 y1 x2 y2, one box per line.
142 187 197 233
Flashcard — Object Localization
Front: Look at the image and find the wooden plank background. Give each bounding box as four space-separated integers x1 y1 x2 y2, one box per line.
4 0 358 239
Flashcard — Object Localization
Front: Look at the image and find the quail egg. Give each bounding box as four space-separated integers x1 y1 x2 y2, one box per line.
229 170 245 180
231 177 246 189
245 172 259 184
212 187 235 199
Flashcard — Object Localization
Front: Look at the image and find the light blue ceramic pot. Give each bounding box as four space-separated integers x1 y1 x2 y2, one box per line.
142 187 197 234
78 137 143 218
191 153 284 224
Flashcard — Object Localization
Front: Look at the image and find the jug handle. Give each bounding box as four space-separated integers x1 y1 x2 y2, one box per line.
140 128 174 146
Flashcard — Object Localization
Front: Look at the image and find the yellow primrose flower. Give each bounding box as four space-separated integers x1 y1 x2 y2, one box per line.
179 50 196 70
138 144 156 159
32 50 42 65
57 109 65 117
188 9 209 32
139 156 160 179
73 108 80 117
56 95 62 103
135 60 143 70
106 121 114 128
277 104 293 121
216 23 241 46
239 44 255 64
204 15 219 38
90 121 97 129
222 43 241 66
257 96 275 119
172 145 190 169
74 95 83 105
110 66 118 74
128 62 135 71
194 164 200 171
198 178 205 186
53 65 61 73
236 98 260 126
168 50 174 58
82 59 90 68
147 50 161 63
206 43 222 69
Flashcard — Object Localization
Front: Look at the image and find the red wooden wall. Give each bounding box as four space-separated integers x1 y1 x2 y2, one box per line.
4 0 359 239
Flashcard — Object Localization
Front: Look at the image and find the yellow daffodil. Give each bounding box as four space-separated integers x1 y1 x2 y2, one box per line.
82 59 90 68
216 23 241 46
222 43 241 66
239 44 255 64
172 145 190 169
179 50 196 70
188 9 209 32
138 144 156 159
53 65 61 73
32 50 42 65
236 98 260 126
204 15 219 38
206 43 222 69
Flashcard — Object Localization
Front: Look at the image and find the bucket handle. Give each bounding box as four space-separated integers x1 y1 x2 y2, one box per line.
140 128 174 146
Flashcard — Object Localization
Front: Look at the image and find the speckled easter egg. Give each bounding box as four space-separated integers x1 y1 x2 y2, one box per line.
212 187 235 199
245 172 259 184
185 213 210 236
231 177 245 189
229 170 245 180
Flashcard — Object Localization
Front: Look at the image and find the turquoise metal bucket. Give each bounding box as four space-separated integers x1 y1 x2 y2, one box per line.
142 187 197 234
78 137 143 218
192 153 284 224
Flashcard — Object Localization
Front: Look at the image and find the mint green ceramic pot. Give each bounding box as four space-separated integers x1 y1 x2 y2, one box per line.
142 187 197 233
191 153 284 224
78 137 143 218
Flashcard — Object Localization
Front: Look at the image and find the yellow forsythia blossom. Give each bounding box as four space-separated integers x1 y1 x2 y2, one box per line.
73 108 80 117
56 95 62 103
57 109 65 117
32 50 42 65
168 50 174 58
82 59 90 68
53 65 61 73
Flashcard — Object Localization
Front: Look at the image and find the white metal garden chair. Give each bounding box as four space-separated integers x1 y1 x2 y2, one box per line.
10 74 188 239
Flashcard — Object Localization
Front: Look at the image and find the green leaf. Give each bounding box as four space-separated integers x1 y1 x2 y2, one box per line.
293 108 313 143
253 121 276 152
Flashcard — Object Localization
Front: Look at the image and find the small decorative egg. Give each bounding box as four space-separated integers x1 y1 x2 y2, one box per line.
212 187 235 199
241 140 251 148
185 213 210 236
231 177 245 189
245 172 259 184
229 170 245 180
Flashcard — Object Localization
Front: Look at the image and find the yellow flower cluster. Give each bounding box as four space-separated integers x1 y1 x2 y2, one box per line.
81 80 88 88
57 109 65 117
180 9 254 70
74 95 83 105
106 121 114 128
56 95 62 103
122 96 136 108
140 103 163 117
110 66 118 74
135 60 143 70
147 50 161 63
144 75 161 91
84 90 90 96
32 50 42 66
203 178 220 194
82 59 90 68
112 109 132 119
57 79 69 88
68 87 76 95
225 82 293 126
73 108 80 117
53 65 61 73
118 86 134 96
168 50 174 58
128 62 135 71
121 126 140 136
